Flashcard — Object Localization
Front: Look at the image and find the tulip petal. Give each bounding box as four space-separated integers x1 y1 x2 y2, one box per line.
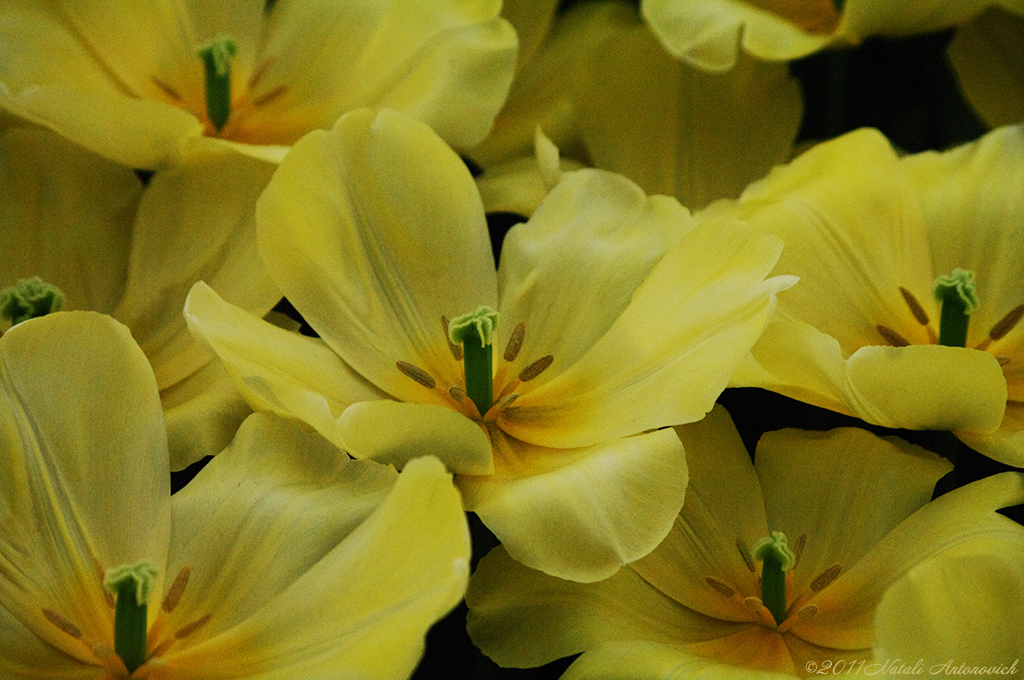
874 538 1024 666
460 427 687 582
0 128 139 321
114 144 280 392
256 108 497 405
797 472 1024 650
0 312 170 658
336 400 494 475
184 281 387 451
162 413 397 641
948 8 1024 129
502 214 790 448
630 406 769 623
496 168 692 395
248 0 517 148
0 600 98 680
576 26 801 210
467 547 747 669
562 641 796 680
161 357 253 471
755 428 952 601
167 454 469 680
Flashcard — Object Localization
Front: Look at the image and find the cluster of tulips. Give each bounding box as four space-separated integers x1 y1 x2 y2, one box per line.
1 1 1022 678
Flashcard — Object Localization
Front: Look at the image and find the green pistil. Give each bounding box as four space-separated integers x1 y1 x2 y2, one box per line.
0 276 65 325
449 306 499 417
103 561 157 674
933 269 979 348
197 35 237 132
752 532 795 626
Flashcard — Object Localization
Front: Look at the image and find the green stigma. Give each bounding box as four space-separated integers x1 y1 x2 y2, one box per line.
449 307 499 417
0 276 65 326
933 269 979 348
752 532 795 626
103 561 157 674
197 35 237 132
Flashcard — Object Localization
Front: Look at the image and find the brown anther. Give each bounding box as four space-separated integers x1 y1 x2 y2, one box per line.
796 604 818 621
705 576 736 597
997 356 1011 366
175 614 211 639
494 393 519 410
742 596 763 613
899 287 930 326
518 355 553 382
504 322 525 362
792 533 807 568
42 608 81 639
396 361 436 389
876 324 910 347
449 385 466 402
252 85 286 108
810 564 842 592
162 566 191 613
151 76 182 102
442 317 463 361
248 56 274 89
988 304 1024 342
736 538 755 572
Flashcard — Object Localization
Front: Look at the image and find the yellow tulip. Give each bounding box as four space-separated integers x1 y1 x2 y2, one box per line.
0 311 469 679
185 107 794 582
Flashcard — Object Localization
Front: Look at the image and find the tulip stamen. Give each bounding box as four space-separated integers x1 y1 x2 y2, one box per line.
706 576 737 597
197 35 238 133
0 276 65 326
736 538 756 572
104 561 158 675
976 303 1024 351
753 532 796 626
42 608 82 639
518 355 554 382
933 269 979 348
900 286 939 343
876 324 910 347
396 361 437 389
161 566 191 614
810 563 842 592
449 307 499 418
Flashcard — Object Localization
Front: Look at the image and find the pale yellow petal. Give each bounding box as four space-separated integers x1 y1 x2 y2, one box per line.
900 125 1024 353
1 85 204 170
256 108 496 404
640 0 837 71
0 601 99 680
958 400 1024 467
845 344 1007 433
114 144 280 392
0 312 170 657
502 0 560 70
755 428 952 600
562 641 796 680
467 547 748 668
336 400 494 475
948 8 1024 128
166 455 469 680
630 406 769 623
795 472 1024 650
732 127 936 356
245 0 516 149
460 427 687 582
467 0 634 167
576 26 801 210
475 153 587 216
502 214 790 448
161 357 253 471
0 128 139 322
495 168 692 397
162 413 397 642
184 281 387 450
874 538 1024 669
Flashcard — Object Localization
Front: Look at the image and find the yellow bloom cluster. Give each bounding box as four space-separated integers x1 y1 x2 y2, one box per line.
1 1 1022 678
